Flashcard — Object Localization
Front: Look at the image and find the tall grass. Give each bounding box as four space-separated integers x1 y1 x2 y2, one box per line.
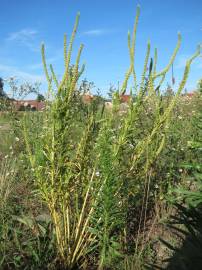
150 92 202 270
0 157 16 266
0 158 16 214
22 6 200 269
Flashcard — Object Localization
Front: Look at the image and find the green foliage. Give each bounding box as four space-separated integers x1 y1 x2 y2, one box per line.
0 77 7 98
0 5 201 270
150 93 202 270
22 6 200 270
36 93 45 102
167 93 202 207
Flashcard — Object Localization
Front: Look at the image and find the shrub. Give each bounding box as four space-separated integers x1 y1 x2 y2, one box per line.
23 6 200 269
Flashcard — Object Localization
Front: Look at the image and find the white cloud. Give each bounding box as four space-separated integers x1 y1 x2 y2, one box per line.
28 53 63 71
6 28 39 52
0 64 46 83
28 62 43 70
7 29 38 41
81 29 107 36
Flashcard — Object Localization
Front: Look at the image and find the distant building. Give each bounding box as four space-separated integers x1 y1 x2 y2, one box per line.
81 94 94 104
13 100 45 111
120 95 131 103
81 93 131 105
181 91 197 98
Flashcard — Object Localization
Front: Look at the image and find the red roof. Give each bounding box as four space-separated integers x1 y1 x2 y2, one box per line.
13 100 45 111
82 94 94 104
120 95 131 103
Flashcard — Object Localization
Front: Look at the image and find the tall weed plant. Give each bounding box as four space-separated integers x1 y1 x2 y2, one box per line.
23 6 200 269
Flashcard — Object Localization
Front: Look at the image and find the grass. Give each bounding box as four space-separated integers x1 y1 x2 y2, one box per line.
0 5 201 270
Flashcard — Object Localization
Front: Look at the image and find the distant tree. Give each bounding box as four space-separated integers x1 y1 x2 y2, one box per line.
36 93 45 102
0 77 10 111
0 77 7 98
164 83 174 97
107 84 117 100
7 78 41 100
0 77 3 93
79 78 95 94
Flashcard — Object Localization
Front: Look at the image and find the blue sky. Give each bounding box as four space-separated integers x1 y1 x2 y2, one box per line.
0 0 201 97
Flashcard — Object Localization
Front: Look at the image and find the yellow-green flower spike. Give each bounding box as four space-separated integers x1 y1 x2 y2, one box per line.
58 12 80 92
139 40 150 94
121 6 140 95
154 32 181 79
50 64 59 88
153 48 158 75
64 34 67 68
41 43 51 84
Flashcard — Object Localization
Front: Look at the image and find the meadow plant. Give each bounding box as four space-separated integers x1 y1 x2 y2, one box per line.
152 104 202 269
0 157 16 266
170 92 202 207
0 157 16 214
23 6 200 269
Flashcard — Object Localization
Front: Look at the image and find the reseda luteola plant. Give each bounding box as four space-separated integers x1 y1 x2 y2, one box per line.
23 6 200 269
